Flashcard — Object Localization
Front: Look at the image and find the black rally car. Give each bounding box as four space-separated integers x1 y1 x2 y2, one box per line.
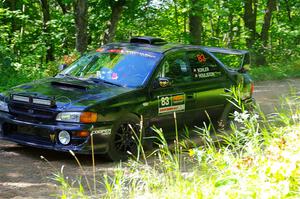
0 37 254 160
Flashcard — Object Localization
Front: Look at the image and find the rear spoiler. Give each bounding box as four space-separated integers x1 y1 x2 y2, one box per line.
204 47 250 72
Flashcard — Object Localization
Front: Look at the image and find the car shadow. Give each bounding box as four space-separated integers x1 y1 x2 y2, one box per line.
0 142 113 166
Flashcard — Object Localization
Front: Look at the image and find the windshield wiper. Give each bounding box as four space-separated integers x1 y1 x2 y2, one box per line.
58 74 122 87
58 73 78 79
58 74 86 81
88 78 122 87
58 74 94 84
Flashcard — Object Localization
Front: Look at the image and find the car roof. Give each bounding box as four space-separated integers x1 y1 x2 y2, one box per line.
103 42 188 54
102 36 248 55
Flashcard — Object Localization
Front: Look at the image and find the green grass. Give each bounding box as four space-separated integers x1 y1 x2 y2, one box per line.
50 90 300 199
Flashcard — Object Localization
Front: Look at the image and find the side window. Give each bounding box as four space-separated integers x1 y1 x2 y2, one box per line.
187 51 223 80
157 52 191 84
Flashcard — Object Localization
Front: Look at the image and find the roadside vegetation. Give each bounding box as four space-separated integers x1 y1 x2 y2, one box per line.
51 89 300 198
250 58 300 81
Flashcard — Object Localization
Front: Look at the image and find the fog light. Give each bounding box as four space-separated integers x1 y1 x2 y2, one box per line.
58 130 71 145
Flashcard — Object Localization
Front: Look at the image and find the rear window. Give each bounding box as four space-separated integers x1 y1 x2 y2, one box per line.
212 53 244 70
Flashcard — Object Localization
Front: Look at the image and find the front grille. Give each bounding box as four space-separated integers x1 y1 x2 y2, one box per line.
8 102 56 123
2 123 87 146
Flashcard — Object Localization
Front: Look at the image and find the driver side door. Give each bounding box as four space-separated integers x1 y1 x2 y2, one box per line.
146 51 196 139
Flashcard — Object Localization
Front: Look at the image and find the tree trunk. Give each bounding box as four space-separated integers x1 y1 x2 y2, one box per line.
183 0 188 41
257 0 276 65
103 0 126 44
40 0 55 62
215 0 221 45
6 0 17 32
4 0 18 46
227 11 234 48
173 0 180 42
261 0 276 46
243 0 258 48
225 0 234 48
236 18 241 44
284 0 292 22
189 0 202 45
74 0 88 54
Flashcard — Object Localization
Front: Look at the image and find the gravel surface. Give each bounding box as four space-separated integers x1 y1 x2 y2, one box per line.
1 78 300 198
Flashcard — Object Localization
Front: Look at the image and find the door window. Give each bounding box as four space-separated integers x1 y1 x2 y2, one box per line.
156 52 191 84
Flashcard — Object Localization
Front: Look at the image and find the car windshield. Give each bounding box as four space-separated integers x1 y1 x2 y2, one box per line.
60 49 162 88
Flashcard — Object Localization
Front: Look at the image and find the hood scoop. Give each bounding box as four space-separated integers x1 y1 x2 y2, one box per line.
51 81 88 91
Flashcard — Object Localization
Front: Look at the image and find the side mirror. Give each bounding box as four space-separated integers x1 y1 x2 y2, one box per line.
58 64 68 71
153 77 172 89
238 64 250 73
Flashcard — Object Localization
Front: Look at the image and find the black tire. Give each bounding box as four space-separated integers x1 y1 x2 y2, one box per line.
218 100 253 131
107 114 141 161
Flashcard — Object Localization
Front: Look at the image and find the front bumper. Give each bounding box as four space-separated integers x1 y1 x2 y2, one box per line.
0 111 112 154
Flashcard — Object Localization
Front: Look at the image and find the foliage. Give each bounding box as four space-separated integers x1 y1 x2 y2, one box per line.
0 0 299 92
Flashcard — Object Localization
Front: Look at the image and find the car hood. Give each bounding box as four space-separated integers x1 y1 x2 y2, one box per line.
7 77 134 110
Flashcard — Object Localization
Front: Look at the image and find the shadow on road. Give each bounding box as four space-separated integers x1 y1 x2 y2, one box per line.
1 142 112 166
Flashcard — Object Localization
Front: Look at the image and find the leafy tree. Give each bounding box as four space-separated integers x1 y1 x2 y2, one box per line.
103 0 126 44
0 0 299 91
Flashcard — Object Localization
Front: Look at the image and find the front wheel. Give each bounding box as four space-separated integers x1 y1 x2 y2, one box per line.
107 114 141 161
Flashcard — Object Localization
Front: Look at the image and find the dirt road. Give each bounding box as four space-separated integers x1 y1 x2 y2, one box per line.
1 78 300 198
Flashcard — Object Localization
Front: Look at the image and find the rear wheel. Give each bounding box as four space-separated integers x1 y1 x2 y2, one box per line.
107 114 141 161
218 99 256 131
218 103 236 131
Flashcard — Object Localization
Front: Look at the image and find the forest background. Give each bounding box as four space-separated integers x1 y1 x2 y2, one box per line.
0 0 299 91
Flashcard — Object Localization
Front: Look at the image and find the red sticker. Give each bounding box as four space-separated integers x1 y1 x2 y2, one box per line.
108 49 123 53
197 54 206 63
111 72 118 80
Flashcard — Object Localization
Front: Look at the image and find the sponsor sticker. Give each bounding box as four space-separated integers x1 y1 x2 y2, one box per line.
192 67 221 79
92 129 111 136
105 49 157 58
158 94 185 114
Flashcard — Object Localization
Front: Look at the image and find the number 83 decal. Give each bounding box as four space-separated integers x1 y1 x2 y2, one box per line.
158 94 185 114
160 96 170 106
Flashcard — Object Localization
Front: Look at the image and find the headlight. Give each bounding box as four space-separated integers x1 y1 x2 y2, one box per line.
58 130 71 145
56 112 97 123
0 100 9 112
